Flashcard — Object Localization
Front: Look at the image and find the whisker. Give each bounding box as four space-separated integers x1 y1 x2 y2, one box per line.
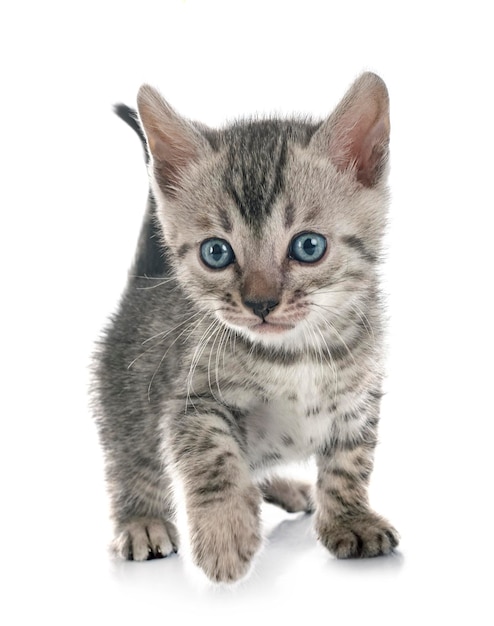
309 301 376 350
135 282 170 290
313 309 358 369
141 311 203 346
207 322 223 401
304 278 356 297
134 276 178 290
301 319 324 385
308 318 339 395
185 317 222 411
127 310 204 369
129 274 170 280
147 313 207 401
214 323 230 403
350 301 375 342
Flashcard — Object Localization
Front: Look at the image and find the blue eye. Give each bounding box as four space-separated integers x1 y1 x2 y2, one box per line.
200 238 235 269
289 232 327 263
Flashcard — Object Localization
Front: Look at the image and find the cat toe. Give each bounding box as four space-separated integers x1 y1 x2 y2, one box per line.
317 513 399 559
113 517 179 561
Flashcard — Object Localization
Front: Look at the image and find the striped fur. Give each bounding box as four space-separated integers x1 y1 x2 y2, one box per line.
93 72 398 583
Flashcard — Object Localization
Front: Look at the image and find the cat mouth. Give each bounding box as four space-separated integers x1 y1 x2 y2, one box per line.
220 313 298 334
250 320 295 334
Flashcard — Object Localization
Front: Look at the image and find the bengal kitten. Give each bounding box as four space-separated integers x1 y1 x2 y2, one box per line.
94 72 399 583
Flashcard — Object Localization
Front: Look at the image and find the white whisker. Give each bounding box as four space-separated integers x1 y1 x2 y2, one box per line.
185 317 222 412
128 310 204 369
313 309 358 370
310 300 376 352
134 276 178 290
351 301 375 343
214 323 231 403
207 322 223 401
142 311 203 346
130 274 171 280
146 312 208 400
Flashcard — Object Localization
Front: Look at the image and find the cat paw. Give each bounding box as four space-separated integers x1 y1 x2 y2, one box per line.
190 491 262 583
317 512 399 558
113 517 179 561
261 477 314 513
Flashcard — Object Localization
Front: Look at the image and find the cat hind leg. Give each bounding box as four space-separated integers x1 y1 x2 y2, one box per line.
260 477 314 513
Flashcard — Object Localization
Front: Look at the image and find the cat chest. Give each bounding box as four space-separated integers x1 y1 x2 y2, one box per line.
240 365 339 465
210 352 369 467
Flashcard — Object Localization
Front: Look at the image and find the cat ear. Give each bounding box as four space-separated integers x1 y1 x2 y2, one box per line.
137 84 211 195
311 72 390 187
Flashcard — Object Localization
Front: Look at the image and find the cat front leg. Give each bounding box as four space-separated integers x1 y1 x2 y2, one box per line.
99 432 179 561
106 462 179 561
315 419 399 558
167 403 262 583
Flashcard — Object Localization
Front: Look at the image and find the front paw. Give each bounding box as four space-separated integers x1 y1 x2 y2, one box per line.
189 490 262 583
317 512 399 558
113 517 179 561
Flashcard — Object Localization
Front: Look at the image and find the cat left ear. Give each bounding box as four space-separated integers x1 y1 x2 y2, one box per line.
311 72 390 187
137 85 211 196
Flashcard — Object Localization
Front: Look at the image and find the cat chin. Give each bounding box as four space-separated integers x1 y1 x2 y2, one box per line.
222 318 304 348
250 327 306 349
250 322 295 335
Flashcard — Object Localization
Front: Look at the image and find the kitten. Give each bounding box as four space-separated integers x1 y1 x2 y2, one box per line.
94 72 399 583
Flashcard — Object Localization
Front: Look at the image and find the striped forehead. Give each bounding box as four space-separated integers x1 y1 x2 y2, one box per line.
219 120 315 234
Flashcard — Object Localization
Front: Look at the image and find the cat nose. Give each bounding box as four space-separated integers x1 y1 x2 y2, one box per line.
243 298 279 320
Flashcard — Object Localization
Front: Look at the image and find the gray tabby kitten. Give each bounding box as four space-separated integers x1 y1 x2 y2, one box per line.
94 72 399 583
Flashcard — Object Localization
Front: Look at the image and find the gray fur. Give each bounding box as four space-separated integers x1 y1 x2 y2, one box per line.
93 72 399 582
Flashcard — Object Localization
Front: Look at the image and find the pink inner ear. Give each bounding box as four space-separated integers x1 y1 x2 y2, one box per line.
150 131 197 196
329 104 389 187
354 115 389 187
137 85 209 196
152 132 195 169
321 74 390 188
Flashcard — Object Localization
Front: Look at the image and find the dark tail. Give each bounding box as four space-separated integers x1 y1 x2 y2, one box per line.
114 103 167 278
113 104 149 163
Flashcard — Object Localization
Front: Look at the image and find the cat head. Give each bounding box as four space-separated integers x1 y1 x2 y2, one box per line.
137 73 390 348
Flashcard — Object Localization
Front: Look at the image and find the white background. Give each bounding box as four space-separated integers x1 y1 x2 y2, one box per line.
1 1 493 624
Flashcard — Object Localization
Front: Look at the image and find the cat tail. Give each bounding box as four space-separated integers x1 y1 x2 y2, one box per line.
114 103 167 278
113 104 149 163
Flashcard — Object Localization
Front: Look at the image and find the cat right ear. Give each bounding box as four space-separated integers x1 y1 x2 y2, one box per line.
137 85 211 196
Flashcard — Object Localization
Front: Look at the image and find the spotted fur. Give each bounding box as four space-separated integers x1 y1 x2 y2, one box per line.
93 72 399 583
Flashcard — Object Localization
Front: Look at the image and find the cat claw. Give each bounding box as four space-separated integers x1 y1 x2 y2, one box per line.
147 545 165 560
113 517 179 562
317 512 399 559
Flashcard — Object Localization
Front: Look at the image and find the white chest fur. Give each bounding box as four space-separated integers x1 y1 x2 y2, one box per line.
243 362 338 468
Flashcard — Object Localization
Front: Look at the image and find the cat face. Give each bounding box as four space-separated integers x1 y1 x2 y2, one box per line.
137 74 390 347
